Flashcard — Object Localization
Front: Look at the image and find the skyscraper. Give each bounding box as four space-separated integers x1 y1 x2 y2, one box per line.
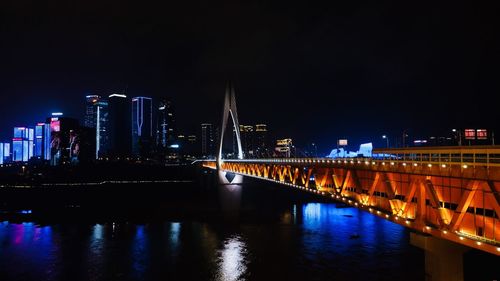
34 122 51 160
108 93 131 157
156 98 176 150
201 123 214 158
255 124 268 157
85 95 109 158
47 115 80 165
0 143 9 164
132 96 153 157
234 125 254 157
12 127 34 162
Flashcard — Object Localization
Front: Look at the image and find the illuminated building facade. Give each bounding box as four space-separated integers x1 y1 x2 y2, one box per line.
12 127 34 162
275 138 293 158
108 94 131 157
0 143 9 164
85 95 109 158
47 116 80 165
34 122 51 160
156 98 176 152
201 123 215 158
132 96 153 157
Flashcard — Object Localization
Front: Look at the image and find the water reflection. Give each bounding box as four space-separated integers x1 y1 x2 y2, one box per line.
169 222 181 255
216 236 248 281
0 222 59 280
88 224 106 281
300 203 406 265
131 225 149 279
218 184 243 214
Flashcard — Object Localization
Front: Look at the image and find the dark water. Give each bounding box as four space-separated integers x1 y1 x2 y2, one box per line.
0 176 498 281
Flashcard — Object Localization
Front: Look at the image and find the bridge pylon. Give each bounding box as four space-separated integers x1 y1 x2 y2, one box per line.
217 82 243 184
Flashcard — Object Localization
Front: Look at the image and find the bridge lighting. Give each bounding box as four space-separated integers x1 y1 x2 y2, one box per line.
405 220 410 224
385 214 389 218
426 226 431 230
350 160 354 164
354 202 358 206
441 164 446 168
497 247 500 252
413 163 418 166
476 241 482 246
369 208 373 212
390 162 395 165
427 164 432 167
402 163 407 166
463 164 468 169
365 161 369 165
443 230 447 234
459 237 465 240
382 162 385 165
372 162 376 165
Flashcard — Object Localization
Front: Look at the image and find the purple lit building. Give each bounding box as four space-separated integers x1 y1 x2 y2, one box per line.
12 127 34 162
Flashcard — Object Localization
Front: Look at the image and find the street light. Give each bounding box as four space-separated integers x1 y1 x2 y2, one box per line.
382 135 389 148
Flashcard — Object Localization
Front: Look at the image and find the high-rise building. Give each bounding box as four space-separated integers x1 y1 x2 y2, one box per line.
0 143 10 164
156 98 176 151
34 122 51 160
47 115 80 165
233 125 255 157
201 123 215 158
132 96 153 157
108 93 131 157
85 95 109 158
12 127 34 162
255 124 268 157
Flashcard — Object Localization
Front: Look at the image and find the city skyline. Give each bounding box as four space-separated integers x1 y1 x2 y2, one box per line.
1 1 498 153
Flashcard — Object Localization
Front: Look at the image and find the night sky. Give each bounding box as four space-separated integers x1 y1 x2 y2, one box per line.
1 1 498 154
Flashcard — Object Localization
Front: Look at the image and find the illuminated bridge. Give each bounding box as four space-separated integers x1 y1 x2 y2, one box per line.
205 146 500 255
204 85 500 280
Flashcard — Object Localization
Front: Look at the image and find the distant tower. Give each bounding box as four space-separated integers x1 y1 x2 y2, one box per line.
85 95 109 158
131 96 153 157
255 124 267 157
201 123 214 157
108 93 131 157
156 98 176 151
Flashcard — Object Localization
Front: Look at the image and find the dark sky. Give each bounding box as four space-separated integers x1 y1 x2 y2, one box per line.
0 1 498 154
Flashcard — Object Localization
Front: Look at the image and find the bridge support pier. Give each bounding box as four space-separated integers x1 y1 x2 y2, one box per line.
410 232 468 281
